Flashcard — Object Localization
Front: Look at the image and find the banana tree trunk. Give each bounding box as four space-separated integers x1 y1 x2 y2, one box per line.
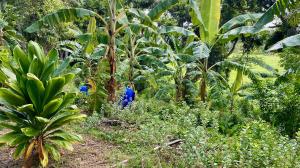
230 69 243 112
128 35 135 85
107 0 117 102
0 29 3 46
175 79 183 102
200 59 208 102
200 78 206 102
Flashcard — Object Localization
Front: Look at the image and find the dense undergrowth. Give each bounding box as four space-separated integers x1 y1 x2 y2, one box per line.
75 99 300 167
0 0 299 167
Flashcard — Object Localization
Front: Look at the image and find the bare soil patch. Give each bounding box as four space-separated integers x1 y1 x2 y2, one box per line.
0 129 115 168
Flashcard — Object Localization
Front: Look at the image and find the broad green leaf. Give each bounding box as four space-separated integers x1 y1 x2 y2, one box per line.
63 73 75 84
198 0 221 44
44 143 61 161
159 26 197 37
59 93 76 110
142 47 168 56
76 33 92 43
87 17 96 33
49 137 74 151
190 0 221 44
26 73 45 111
47 48 59 63
43 77 65 103
41 98 63 117
13 45 31 73
0 107 29 125
0 122 19 131
128 9 157 28
193 43 210 59
13 142 27 159
216 60 259 83
220 13 263 33
21 127 40 137
221 26 266 41
0 131 20 144
0 88 26 106
128 23 157 35
5 82 24 97
40 62 56 82
36 116 50 123
0 68 8 83
53 57 71 76
48 130 82 142
10 135 30 146
17 104 35 114
28 41 45 64
267 34 300 51
148 0 179 21
45 113 86 132
189 0 207 34
25 8 97 33
231 69 243 94
2 67 15 81
28 57 42 77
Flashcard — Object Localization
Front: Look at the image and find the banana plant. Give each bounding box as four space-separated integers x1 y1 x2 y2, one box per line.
25 3 127 102
208 51 278 111
187 0 280 102
116 19 157 86
146 0 277 103
0 41 86 168
115 7 192 98
25 0 184 102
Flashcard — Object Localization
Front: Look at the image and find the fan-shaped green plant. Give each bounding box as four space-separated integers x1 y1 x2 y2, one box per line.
0 41 86 167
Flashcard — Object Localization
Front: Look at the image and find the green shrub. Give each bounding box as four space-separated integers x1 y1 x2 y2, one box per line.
182 120 300 167
254 80 300 138
0 42 86 167
99 99 300 167
279 48 300 72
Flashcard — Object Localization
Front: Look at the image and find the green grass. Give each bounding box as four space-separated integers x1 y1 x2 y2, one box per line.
228 52 284 84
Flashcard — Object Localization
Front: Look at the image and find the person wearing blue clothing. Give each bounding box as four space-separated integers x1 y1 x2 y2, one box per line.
121 86 135 108
79 84 89 95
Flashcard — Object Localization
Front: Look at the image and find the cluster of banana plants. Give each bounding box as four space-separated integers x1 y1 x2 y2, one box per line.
24 0 299 105
0 41 86 167
24 0 181 103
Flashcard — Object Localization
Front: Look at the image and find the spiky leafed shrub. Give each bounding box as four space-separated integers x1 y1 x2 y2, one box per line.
0 41 86 167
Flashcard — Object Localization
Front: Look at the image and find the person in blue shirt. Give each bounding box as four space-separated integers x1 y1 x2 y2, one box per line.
79 84 89 95
121 85 135 108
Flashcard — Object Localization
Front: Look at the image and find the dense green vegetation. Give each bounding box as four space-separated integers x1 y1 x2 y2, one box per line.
0 0 299 167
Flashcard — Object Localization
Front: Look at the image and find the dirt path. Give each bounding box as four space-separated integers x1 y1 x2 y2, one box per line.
0 131 115 168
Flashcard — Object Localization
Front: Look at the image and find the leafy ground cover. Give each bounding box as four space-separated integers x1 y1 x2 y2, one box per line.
73 100 300 167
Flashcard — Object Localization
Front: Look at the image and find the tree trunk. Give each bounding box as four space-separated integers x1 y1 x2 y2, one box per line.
200 59 208 102
175 80 183 102
200 78 206 102
230 95 234 113
128 35 135 85
0 29 3 46
107 0 117 102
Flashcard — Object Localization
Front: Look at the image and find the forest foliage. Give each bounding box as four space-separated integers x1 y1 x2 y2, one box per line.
0 0 299 167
